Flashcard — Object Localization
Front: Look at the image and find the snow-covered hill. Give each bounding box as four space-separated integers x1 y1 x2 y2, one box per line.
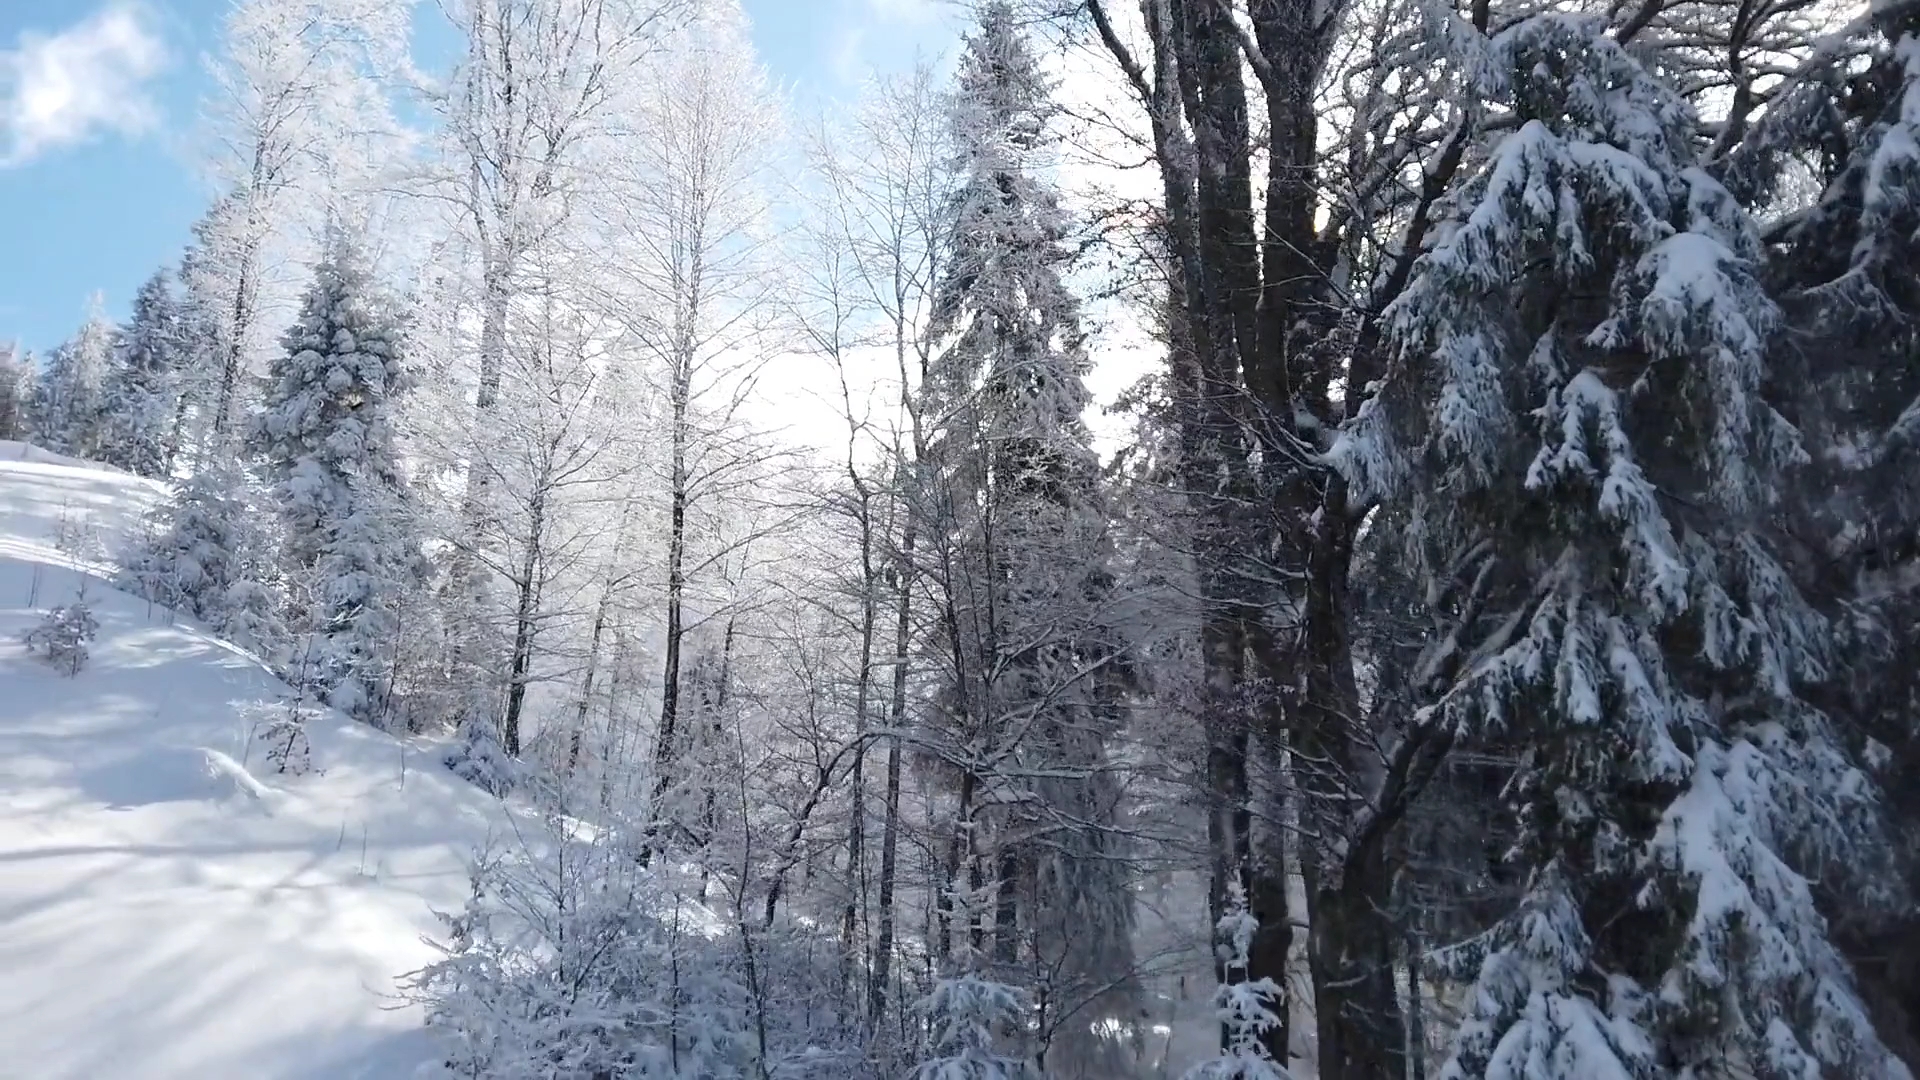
0 446 505 1079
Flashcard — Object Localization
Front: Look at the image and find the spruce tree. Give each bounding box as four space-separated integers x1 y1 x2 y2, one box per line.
249 230 418 721
0 343 31 442
1332 14 1909 1078
100 269 187 478
33 297 119 459
121 458 283 649
1747 0 1920 1058
918 0 1135 1053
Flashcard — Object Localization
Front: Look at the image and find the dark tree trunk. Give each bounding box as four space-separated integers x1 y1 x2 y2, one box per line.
501 481 546 758
870 515 913 1022
640 351 691 869
993 846 1020 965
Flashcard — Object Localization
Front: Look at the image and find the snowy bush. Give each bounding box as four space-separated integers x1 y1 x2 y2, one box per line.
1180 892 1289 1080
442 721 523 796
119 459 284 653
242 701 319 777
912 975 1036 1080
411 822 874 1080
22 601 99 676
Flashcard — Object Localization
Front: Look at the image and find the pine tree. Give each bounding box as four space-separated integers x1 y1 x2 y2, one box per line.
1332 13 1909 1078
33 296 119 459
917 1 1136 1045
120 458 283 649
0 343 32 442
248 229 418 721
100 269 187 478
1183 889 1290 1080
913 975 1036 1080
1745 0 1920 1058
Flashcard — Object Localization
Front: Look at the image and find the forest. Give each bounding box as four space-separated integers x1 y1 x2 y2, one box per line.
3 0 1918 1076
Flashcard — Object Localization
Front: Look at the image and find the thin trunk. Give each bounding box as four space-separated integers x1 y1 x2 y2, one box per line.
501 479 547 758
569 591 610 773
870 509 913 1022
1407 932 1427 1080
600 631 625 812
937 768 977 965
212 241 258 440
571 492 638 775
640 346 691 869
842 487 877 981
699 617 738 885
212 148 269 442
993 846 1019 965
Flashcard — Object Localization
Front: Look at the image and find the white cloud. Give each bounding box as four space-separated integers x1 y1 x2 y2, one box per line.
0 3 168 167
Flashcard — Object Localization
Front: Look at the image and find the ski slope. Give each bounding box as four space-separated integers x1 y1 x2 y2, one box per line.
0 445 506 1079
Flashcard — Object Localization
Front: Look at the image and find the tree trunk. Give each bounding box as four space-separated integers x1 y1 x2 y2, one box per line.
1310 838 1402 1080
640 349 691 869
993 845 1020 966
870 513 913 1022
569 587 611 774
501 480 547 758
1407 932 1427 1080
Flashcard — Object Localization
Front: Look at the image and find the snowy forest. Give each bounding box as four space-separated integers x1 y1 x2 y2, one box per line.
5 0 1920 1075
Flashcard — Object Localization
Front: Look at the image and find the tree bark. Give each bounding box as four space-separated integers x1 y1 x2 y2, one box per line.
640 336 692 869
501 479 546 758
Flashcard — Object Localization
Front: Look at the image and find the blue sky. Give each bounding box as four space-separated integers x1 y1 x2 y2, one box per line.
0 0 959 354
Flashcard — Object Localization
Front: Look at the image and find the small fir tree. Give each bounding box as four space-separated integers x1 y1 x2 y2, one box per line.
248 229 418 721
33 296 119 459
120 458 283 650
0 343 32 442
913 974 1035 1080
1183 888 1291 1080
100 269 187 478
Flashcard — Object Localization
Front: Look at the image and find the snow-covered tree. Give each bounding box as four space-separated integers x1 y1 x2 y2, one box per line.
120 458 283 649
913 974 1036 1080
33 296 118 459
415 825 873 1079
1183 891 1289 1080
0 343 32 442
1743 0 1920 1057
916 2 1136 1052
185 0 409 447
249 229 418 721
1332 13 1910 1078
23 599 99 677
100 269 187 477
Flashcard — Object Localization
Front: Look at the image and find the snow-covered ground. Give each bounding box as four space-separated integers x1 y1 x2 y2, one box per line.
0 446 505 1079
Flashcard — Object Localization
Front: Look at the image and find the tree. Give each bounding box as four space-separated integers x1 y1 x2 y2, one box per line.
916 5 1137 1060
1749 0 1920 1058
186 0 407 448
434 0 688 725
913 974 1037 1080
794 60 954 1025
0 343 32 442
249 229 418 720
100 269 187 477
120 458 283 649
1331 13 1909 1077
1183 890 1289 1080
599 0 786 859
33 295 119 459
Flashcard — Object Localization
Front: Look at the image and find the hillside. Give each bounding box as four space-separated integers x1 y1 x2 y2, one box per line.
0 445 506 1079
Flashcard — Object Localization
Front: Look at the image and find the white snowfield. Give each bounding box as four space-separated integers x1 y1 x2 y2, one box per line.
0 444 504 1079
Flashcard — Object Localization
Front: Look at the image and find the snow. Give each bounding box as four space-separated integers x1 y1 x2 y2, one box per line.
0 448 508 1078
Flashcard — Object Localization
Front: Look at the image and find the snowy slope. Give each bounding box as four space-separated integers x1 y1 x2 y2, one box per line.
0 447 505 1079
